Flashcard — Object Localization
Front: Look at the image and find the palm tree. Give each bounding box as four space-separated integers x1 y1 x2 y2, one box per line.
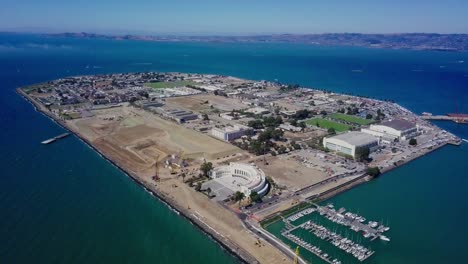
233 191 245 207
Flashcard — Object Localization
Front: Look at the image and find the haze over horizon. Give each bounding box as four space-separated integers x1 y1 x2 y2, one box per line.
2 0 468 35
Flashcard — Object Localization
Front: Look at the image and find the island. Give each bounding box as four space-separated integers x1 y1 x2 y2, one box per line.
18 72 461 263
48 32 468 51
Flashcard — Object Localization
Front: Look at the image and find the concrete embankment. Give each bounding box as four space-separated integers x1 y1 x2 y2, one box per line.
17 88 258 264
380 142 450 175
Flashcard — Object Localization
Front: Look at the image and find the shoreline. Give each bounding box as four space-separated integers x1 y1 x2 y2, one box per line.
17 77 461 264
258 139 453 226
17 88 256 264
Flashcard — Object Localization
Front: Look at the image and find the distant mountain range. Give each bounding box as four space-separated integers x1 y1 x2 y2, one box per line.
46 32 468 51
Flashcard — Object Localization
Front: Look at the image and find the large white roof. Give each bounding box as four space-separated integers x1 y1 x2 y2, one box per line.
328 131 377 146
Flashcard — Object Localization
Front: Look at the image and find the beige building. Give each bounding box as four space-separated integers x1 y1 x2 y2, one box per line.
362 119 417 142
323 131 379 158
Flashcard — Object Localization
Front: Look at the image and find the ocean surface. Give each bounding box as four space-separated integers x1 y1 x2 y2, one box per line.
0 33 467 263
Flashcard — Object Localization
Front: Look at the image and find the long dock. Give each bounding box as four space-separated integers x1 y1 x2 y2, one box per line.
41 132 70 144
421 115 468 123
315 204 390 242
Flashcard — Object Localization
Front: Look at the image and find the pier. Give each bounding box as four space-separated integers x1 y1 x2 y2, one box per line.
421 114 468 124
316 204 390 242
41 132 70 144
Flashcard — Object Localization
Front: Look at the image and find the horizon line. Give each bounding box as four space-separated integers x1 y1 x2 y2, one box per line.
2 29 468 37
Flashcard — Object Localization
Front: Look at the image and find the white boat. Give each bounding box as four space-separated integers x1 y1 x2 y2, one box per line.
380 235 390 242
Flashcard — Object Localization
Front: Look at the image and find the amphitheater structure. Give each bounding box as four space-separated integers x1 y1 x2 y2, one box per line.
204 162 269 201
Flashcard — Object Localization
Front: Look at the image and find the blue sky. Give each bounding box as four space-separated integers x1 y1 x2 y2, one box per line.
1 0 467 34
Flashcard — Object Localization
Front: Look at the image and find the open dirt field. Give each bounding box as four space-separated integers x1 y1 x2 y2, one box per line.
158 178 290 264
283 130 327 141
165 94 247 112
69 104 242 177
255 155 327 191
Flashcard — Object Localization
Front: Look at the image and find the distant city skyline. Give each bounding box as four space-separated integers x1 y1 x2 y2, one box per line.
2 0 468 35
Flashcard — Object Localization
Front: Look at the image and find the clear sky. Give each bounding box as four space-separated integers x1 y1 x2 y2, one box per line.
1 0 468 35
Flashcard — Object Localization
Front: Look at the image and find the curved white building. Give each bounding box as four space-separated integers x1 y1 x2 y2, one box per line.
203 162 269 201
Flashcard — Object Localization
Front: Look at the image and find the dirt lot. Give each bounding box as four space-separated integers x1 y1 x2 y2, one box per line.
255 155 327 191
165 94 247 112
69 104 242 177
158 178 290 264
283 129 326 141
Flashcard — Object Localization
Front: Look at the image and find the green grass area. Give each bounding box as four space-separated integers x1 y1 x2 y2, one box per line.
306 118 352 132
144 81 198 89
330 113 374 125
260 202 312 228
260 199 322 228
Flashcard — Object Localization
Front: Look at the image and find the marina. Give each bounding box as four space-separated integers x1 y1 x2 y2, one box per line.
280 203 389 262
317 204 391 241
302 220 374 261
41 133 70 144
283 232 338 264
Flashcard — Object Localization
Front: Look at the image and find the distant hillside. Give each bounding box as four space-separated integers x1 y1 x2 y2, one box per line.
47 32 468 51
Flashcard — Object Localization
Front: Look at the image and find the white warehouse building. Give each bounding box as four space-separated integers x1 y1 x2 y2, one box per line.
210 124 252 141
202 163 269 201
323 131 379 158
361 119 417 142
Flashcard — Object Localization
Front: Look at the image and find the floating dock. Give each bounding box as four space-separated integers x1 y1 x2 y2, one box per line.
41 133 70 144
282 224 338 264
316 204 390 242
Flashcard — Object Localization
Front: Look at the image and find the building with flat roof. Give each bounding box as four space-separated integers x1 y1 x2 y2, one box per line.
279 123 302 132
361 119 417 141
245 107 270 115
202 163 269 201
162 108 199 123
210 124 252 141
323 131 378 158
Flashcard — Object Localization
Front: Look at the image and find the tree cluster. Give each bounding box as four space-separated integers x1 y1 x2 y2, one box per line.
200 162 213 177
247 116 283 129
367 167 381 177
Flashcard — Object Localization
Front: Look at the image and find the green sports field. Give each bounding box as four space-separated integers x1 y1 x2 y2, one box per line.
306 118 352 132
330 113 374 125
144 81 198 89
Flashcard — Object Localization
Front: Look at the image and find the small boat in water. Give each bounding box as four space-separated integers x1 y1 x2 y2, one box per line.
380 235 390 242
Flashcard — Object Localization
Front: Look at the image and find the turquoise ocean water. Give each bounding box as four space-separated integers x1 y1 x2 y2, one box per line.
0 33 467 263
